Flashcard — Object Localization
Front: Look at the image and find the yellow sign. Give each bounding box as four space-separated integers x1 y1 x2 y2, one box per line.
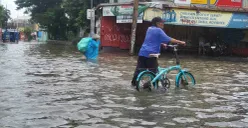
143 8 163 21
191 0 217 4
33 24 39 31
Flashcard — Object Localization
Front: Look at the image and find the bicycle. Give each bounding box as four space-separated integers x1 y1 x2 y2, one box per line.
136 45 196 91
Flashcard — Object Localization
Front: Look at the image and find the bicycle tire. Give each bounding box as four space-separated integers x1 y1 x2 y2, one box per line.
136 72 156 92
176 72 196 88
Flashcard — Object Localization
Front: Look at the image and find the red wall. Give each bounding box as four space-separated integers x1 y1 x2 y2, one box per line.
232 48 248 56
100 16 150 49
101 17 131 49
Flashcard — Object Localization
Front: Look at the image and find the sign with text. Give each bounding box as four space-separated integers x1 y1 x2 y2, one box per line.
216 0 242 7
163 8 248 29
103 4 159 23
174 0 191 5
191 0 217 4
143 8 163 21
243 0 248 8
87 9 95 19
116 14 143 23
191 0 242 7
103 3 160 16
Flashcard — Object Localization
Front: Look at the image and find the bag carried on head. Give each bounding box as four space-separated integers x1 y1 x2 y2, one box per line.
77 37 92 53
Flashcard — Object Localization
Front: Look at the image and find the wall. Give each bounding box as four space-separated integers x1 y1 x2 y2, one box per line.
100 16 201 50
101 17 131 49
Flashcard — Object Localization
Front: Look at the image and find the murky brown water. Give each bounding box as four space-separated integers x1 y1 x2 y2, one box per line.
0 42 248 128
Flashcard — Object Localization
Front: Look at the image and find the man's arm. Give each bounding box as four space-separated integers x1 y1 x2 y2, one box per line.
159 29 186 46
170 38 186 45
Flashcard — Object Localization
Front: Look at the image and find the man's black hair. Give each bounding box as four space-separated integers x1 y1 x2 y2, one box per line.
151 17 164 26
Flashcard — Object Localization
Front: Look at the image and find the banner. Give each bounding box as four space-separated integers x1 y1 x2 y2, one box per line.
191 0 242 7
191 0 217 4
116 14 143 23
103 3 159 23
143 8 163 21
174 0 191 5
243 0 248 8
216 0 242 7
103 3 160 16
162 9 248 29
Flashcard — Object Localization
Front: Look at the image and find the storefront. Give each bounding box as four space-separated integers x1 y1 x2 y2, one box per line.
98 1 248 56
100 3 162 50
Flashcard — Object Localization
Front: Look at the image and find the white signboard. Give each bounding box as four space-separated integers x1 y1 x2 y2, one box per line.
103 6 144 23
243 0 248 8
174 0 191 5
116 14 143 23
103 3 161 17
87 9 95 19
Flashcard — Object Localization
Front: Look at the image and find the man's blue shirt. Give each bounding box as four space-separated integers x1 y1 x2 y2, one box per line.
139 26 172 57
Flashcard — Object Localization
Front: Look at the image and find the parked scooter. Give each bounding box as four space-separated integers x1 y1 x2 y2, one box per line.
204 37 229 57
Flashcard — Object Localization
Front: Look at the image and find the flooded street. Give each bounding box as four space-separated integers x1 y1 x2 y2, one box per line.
1 42 248 128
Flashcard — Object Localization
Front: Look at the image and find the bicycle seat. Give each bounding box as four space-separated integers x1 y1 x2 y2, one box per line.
149 54 160 58
168 44 178 48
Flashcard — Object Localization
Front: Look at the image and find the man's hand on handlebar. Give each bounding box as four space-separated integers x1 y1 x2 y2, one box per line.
162 41 186 49
179 41 186 46
162 43 167 48
170 38 186 46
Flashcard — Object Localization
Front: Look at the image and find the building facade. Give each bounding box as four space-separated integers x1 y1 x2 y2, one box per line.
98 0 248 56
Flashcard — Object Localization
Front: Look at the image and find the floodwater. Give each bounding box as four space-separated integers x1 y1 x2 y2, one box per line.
0 42 248 128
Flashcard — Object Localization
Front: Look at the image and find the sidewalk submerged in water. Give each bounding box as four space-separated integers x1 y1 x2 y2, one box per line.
101 47 248 62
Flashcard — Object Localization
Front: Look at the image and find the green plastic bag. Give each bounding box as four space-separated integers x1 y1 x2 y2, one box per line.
77 37 92 53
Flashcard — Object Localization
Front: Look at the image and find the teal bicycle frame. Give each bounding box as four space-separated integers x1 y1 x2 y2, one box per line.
136 45 194 89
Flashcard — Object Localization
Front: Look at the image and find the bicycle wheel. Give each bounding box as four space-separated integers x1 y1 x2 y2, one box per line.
136 72 156 92
176 72 196 88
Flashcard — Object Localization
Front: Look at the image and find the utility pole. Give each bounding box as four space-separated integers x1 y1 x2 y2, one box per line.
129 0 139 55
207 0 210 8
90 0 95 37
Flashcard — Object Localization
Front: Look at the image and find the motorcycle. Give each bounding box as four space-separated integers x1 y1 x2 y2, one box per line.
204 37 230 57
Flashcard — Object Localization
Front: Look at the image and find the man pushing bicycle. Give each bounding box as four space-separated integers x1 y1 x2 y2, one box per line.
131 17 186 88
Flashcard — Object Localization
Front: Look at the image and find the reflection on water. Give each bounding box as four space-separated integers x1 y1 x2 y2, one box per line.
0 42 248 128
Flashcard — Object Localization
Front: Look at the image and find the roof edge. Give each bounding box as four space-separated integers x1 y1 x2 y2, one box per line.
95 1 248 13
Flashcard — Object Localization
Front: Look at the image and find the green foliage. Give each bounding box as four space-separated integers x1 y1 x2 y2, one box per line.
67 31 76 41
0 5 11 28
24 27 33 41
15 0 108 41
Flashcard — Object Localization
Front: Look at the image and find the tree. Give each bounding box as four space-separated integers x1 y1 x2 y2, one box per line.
0 5 11 28
63 0 108 36
0 6 4 27
15 0 108 40
15 0 67 40
24 27 33 41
